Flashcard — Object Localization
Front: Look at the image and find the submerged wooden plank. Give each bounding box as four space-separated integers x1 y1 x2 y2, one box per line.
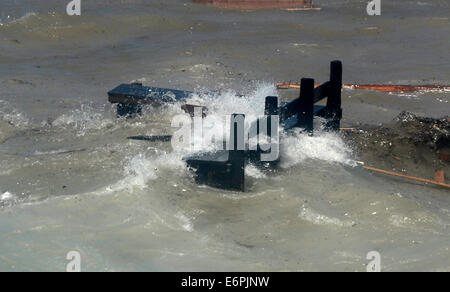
185 150 246 191
108 83 193 117
108 83 192 105
127 135 172 142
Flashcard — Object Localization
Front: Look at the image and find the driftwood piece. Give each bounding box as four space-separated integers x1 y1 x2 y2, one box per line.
127 135 172 142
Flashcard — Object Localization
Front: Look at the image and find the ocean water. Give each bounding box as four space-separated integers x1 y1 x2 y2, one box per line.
0 0 449 271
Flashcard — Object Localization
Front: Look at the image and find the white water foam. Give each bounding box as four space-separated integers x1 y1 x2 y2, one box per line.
95 85 277 191
0 12 36 25
0 100 29 128
174 212 194 232
390 215 413 228
187 83 276 119
8 12 37 24
114 83 354 189
1 191 15 201
245 164 267 179
52 103 115 136
0 191 22 208
0 83 356 200
299 204 355 227
188 84 353 169
280 129 355 168
107 151 188 192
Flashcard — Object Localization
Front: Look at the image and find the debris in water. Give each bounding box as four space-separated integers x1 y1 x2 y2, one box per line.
184 61 343 191
127 135 172 142
357 162 449 189
345 111 449 188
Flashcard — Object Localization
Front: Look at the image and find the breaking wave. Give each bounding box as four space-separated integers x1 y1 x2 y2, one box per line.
0 12 36 25
0 100 29 128
112 83 355 189
121 152 187 189
299 203 355 227
280 130 355 168
52 103 116 136
0 191 27 208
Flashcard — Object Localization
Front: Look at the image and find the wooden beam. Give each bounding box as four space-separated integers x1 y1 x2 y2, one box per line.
297 78 315 134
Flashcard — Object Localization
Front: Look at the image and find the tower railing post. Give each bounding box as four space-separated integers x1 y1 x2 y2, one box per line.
229 113 246 191
264 96 279 139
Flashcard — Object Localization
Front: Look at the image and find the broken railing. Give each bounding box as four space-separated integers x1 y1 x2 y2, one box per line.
108 60 343 191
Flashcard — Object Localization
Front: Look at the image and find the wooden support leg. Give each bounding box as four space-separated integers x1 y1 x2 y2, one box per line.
264 96 279 138
228 149 245 191
298 78 315 134
325 60 343 131
229 113 246 151
184 113 246 192
228 113 246 191
265 96 279 116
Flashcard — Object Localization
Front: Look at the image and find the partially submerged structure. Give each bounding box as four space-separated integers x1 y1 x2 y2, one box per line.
108 61 343 191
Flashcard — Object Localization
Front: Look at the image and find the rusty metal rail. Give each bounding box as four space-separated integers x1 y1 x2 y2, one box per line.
357 162 450 189
276 83 450 93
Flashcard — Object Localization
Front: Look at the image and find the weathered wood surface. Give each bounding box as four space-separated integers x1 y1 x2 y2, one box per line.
184 114 247 191
113 60 343 191
108 83 192 105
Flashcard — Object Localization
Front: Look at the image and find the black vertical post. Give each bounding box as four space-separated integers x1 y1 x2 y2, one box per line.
264 96 278 138
265 96 278 116
229 114 246 191
229 114 246 151
298 78 315 135
326 60 343 131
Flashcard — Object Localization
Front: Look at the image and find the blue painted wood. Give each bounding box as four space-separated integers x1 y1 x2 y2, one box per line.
108 83 193 104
